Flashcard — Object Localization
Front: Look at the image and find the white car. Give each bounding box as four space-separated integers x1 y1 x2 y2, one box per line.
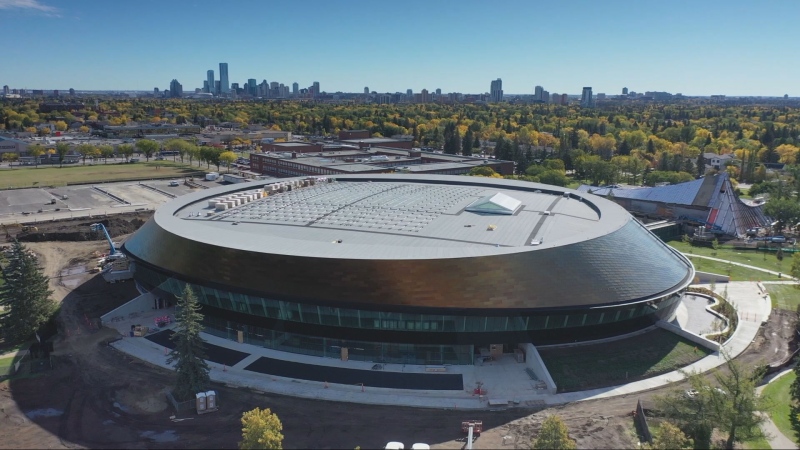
169 180 180 187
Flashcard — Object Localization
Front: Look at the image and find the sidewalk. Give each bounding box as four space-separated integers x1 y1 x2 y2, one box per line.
756 369 798 449
106 281 771 410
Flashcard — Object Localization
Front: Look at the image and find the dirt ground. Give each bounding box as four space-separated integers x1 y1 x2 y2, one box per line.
0 237 794 449
1 211 152 244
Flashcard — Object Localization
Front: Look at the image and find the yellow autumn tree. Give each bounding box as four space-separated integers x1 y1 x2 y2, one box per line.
240 407 283 450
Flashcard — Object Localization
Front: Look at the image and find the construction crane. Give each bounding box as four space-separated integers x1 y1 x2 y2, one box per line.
90 223 117 256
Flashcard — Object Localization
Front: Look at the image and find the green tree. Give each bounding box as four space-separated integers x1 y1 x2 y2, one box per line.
55 142 70 168
655 355 766 449
27 144 45 167
648 421 692 449
462 129 474 155
98 144 115 164
532 415 576 450
164 138 190 162
135 139 159 162
0 241 56 344
117 143 134 161
764 197 800 233
712 238 720 257
791 252 800 284
468 166 502 178
167 285 210 401
75 143 97 165
219 151 237 172
240 407 284 450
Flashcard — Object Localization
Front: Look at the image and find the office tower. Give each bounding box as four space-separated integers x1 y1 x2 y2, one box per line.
534 85 543 101
169 79 183 98
219 63 230 94
622 87 628 95
214 81 221 95
541 90 549 103
203 81 210 93
435 88 441 96
490 78 503 103
364 87 369 94
551 92 560 104
292 82 299 96
206 70 215 94
2 85 8 95
248 79 257 97
154 87 159 95
312 81 320 97
581 87 593 107
259 80 269 97
561 93 568 105
69 88 75 96
406 89 412 97
420 89 430 103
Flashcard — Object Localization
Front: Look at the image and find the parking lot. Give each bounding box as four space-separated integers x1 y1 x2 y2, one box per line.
0 180 203 223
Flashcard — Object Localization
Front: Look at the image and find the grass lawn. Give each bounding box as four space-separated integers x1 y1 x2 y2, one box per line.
669 241 792 281
766 284 800 311
762 371 796 446
538 328 712 392
0 161 204 189
743 436 772 449
686 256 783 282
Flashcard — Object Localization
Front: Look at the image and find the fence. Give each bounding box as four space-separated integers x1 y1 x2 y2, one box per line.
634 399 653 444
165 390 195 413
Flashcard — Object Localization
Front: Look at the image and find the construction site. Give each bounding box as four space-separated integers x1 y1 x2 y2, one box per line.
0 184 797 449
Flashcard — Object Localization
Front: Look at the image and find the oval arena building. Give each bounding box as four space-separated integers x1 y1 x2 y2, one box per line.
123 174 695 365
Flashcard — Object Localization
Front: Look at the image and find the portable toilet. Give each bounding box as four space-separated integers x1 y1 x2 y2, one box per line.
206 390 217 409
196 392 207 412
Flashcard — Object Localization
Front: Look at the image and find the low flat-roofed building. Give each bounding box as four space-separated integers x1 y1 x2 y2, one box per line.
338 129 370 140
250 147 514 178
104 123 201 137
0 135 28 155
340 137 413 150
260 141 324 154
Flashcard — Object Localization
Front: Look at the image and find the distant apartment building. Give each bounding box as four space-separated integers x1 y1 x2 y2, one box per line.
169 79 183 98
292 82 299 96
490 78 503 102
541 90 550 103
551 92 560 104
580 87 593 108
248 79 257 97
622 87 628 95
2 85 8 96
534 85 543 101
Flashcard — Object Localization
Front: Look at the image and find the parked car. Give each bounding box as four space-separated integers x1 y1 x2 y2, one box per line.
169 180 180 187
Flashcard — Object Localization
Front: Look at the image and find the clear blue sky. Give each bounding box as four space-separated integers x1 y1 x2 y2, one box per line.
1 0 797 96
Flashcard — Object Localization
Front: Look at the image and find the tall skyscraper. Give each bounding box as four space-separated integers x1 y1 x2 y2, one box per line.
219 63 230 94
622 87 628 95
206 70 215 94
541 90 550 103
364 87 369 94
406 89 412 97
312 81 320 97
420 89 430 103
435 88 441 96
580 87 593 108
248 79 257 97
292 82 299 96
490 78 503 103
534 85 543 101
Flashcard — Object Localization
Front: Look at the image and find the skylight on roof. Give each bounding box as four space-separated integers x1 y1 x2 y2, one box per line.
465 192 521 215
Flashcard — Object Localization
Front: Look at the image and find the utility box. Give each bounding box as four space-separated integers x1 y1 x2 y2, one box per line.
340 347 349 361
237 330 244 344
195 392 207 413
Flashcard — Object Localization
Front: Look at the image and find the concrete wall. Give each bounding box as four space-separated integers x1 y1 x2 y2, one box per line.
656 320 720 352
101 292 155 325
694 271 730 284
520 343 557 395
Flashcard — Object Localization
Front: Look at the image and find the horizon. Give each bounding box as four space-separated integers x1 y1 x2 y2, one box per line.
1 0 798 96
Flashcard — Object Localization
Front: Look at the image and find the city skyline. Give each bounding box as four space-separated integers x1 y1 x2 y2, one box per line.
1 0 799 96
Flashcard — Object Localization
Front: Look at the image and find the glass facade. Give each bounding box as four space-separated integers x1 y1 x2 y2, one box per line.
135 263 684 365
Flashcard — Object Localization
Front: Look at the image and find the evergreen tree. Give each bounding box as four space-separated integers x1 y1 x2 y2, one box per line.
647 138 655 154
696 152 705 177
462 129 474 155
0 240 55 344
532 415 576 450
167 285 211 401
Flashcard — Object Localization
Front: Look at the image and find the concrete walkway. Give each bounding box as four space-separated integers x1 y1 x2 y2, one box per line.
106 280 771 410
757 369 798 449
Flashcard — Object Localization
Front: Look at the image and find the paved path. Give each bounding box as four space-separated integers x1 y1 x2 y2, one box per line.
757 369 798 450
